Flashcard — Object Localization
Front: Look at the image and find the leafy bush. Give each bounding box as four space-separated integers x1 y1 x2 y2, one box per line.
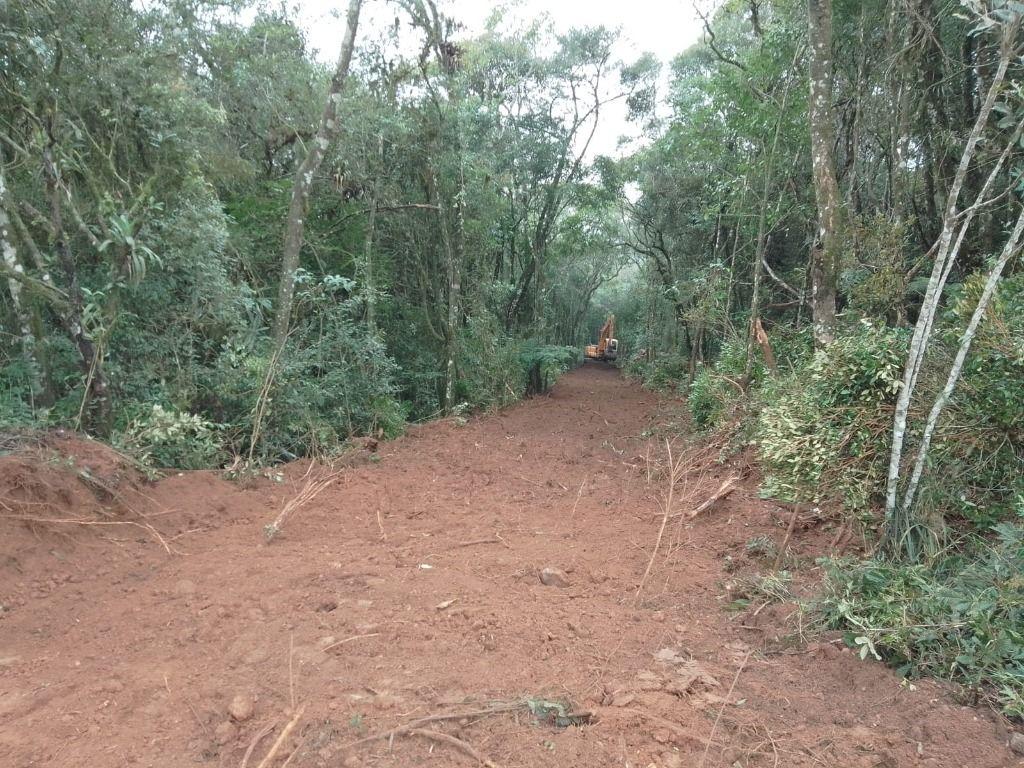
198 283 405 460
622 345 692 391
0 359 42 429
259 329 404 458
641 353 689 390
687 337 751 429
817 522 1024 717
756 323 906 511
916 273 1024 527
455 316 527 410
519 343 581 395
843 214 911 324
687 364 727 428
118 404 225 469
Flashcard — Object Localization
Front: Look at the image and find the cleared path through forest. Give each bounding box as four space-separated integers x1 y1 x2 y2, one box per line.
0 364 1016 767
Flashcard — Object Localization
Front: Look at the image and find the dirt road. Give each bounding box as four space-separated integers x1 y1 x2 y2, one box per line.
0 364 1016 767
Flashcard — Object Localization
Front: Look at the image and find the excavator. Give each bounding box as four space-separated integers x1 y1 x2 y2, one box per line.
585 315 618 361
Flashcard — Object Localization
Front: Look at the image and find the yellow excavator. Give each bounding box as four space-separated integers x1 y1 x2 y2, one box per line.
585 315 618 361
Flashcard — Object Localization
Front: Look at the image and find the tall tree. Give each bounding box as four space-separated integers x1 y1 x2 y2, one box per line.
806 0 842 346
271 0 363 350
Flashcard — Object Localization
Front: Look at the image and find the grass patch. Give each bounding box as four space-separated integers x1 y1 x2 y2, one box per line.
815 522 1024 717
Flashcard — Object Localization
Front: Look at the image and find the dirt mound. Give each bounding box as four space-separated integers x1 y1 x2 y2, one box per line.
0 432 144 517
0 367 1018 767
0 433 172 618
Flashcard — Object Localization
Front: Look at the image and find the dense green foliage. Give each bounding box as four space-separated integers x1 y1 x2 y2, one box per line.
818 520 1024 717
0 0 638 463
757 324 906 514
612 4 1024 522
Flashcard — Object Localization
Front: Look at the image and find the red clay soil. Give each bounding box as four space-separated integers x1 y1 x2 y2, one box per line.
0 364 1019 768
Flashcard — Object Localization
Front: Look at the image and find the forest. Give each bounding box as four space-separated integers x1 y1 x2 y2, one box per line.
2 0 1024 725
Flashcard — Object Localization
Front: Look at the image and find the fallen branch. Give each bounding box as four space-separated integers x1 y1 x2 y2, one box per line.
344 702 523 750
699 651 752 768
240 721 278 768
636 440 687 603
264 467 340 542
320 633 380 652
772 506 800 570
407 728 502 767
454 537 501 548
255 703 306 768
3 513 172 553
719 375 745 395
569 479 586 521
686 477 739 518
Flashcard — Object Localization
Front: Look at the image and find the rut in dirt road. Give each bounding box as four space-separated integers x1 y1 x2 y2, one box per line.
0 364 1016 768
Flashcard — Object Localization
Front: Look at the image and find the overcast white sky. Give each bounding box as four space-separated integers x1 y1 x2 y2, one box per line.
286 0 710 157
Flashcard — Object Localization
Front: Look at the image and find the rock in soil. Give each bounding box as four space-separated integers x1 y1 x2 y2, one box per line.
1010 732 1024 755
214 721 237 745
227 694 253 722
540 567 571 588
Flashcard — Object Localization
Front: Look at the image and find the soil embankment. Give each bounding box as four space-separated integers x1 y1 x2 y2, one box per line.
0 364 1015 767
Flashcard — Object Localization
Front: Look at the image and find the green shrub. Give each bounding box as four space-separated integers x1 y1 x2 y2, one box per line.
623 347 691 392
687 337 751 429
687 364 728 428
198 290 405 460
264 326 405 457
118 404 225 469
756 323 906 511
519 342 581 395
455 316 527 409
843 214 911 324
916 273 1024 527
643 353 689 390
817 522 1024 717
0 359 42 429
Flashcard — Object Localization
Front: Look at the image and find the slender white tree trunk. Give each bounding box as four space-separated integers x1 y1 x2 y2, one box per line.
745 45 800 383
271 0 362 349
0 154 32 358
900 205 1024 517
362 133 383 335
883 28 1016 534
0 202 35 372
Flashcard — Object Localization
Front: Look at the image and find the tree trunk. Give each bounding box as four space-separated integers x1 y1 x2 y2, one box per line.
363 195 378 333
43 140 112 434
1 152 57 406
443 172 461 413
0 152 38 389
900 204 1024 522
883 23 1018 549
807 0 843 347
1 204 39 386
426 158 461 414
362 133 382 335
271 0 362 349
